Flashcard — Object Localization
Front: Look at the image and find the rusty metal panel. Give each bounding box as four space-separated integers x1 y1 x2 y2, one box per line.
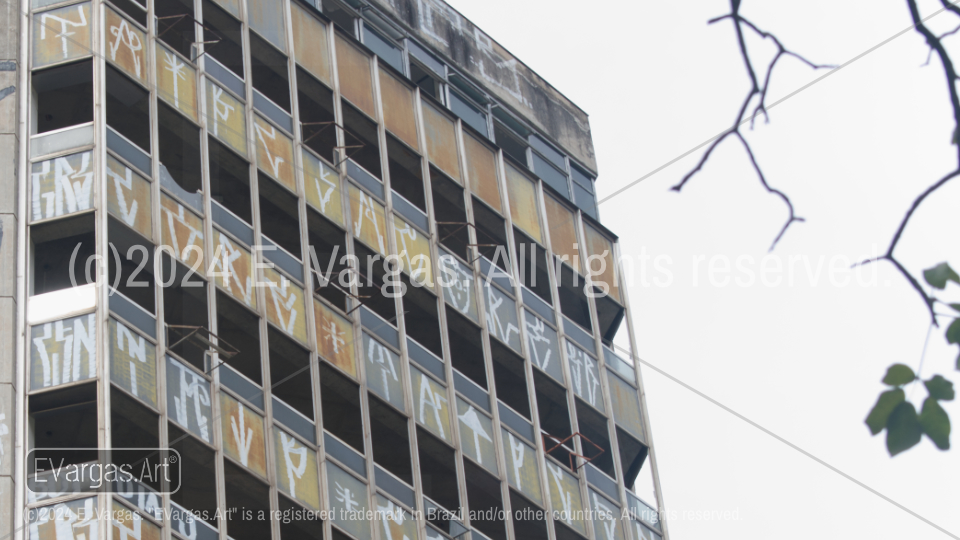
464 133 501 212
565 339 602 412
591 491 625 540
33 3 92 68
327 463 371 540
211 0 241 18
375 495 417 540
363 333 405 411
501 428 543 506
112 499 162 540
544 194 581 272
522 310 563 384
422 102 460 183
253 115 296 192
335 34 375 117
348 184 387 256
107 155 152 239
291 2 331 85
437 251 476 323
379 68 418 151
547 462 587 536
29 497 98 540
248 0 287 51
393 214 432 288
583 223 621 303
109 317 158 409
160 192 205 270
166 356 213 443
30 150 94 223
607 370 645 443
30 313 96 390
156 42 198 122
274 426 321 510
457 397 497 475
105 6 147 85
483 281 520 353
412 366 452 443
505 163 542 243
220 391 268 477
211 229 257 309
263 267 309 345
314 298 357 379
303 148 344 226
206 79 248 156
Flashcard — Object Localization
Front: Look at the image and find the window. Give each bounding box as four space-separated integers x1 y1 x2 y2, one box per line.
534 370 573 468
494 121 528 166
217 291 262 384
111 389 161 490
510 491 549 540
431 170 469 259
31 213 96 295
558 263 592 331
342 101 381 179
279 495 323 540
209 137 252 222
29 383 98 473
307 209 349 311
32 60 93 134
161 255 209 370
105 65 150 151
250 32 291 111
575 399 615 478
155 0 196 59
168 423 219 525
223 461 272 539
450 90 487 138
387 134 426 211
463 461 506 540
323 0 357 35
514 229 552 304
369 395 413 484
320 362 364 453
417 427 459 512
297 67 338 162
202 0 244 78
491 340 530 419
617 426 648 491
112 0 147 25
268 326 313 419
354 243 397 323
258 174 302 258
410 60 443 102
108 216 156 313
446 307 486 388
158 102 203 196
400 274 442 357
472 198 510 272
362 25 403 73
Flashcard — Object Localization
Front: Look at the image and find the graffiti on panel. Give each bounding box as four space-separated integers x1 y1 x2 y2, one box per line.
327 463 371 540
263 267 308 344
112 500 162 540
109 319 158 409
635 522 662 540
166 356 212 443
607 370 645 442
483 282 521 352
412 367 450 442
31 151 94 222
376 495 417 540
106 7 146 83
393 215 433 288
522 311 563 383
206 80 247 156
212 231 256 309
363 333 404 411
348 185 387 255
591 491 625 540
29 497 98 540
170 501 219 540
314 299 356 378
274 426 320 510
547 463 587 536
33 3 92 68
220 392 267 477
30 313 96 391
456 398 497 475
438 253 477 322
107 156 152 239
160 193 204 270
156 42 198 121
303 148 343 226
501 428 542 505
566 340 602 411
254 116 296 192
114 479 163 521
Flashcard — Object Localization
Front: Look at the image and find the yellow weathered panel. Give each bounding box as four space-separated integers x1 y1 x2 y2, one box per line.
544 194 582 272
160 192 205 270
156 42 198 122
107 155 153 239
33 3 92 68
254 115 296 192
212 230 257 309
392 215 432 288
412 368 452 443
547 462 587 535
583 223 621 303
248 0 286 51
314 298 357 379
206 79 248 156
501 428 543 506
422 102 460 183
375 495 417 540
220 391 268 477
274 426 321 510
348 184 387 256
291 2 331 85
303 148 344 226
379 68 418 151
335 34 375 118
263 267 309 344
112 500 161 540
464 133 501 212
505 163 542 243
105 6 147 84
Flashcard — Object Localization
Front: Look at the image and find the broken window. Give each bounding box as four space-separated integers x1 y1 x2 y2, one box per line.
279 495 323 540
297 67 338 162
320 362 365 453
250 32 291 111
617 426 648 491
342 101 381 179
105 64 151 151
224 460 272 540
29 382 98 474
32 59 93 134
510 491 549 540
463 460 506 540
409 60 443 102
575 399 615 478
431 169 470 259
217 291 262 384
258 173 302 258
387 134 426 212
155 0 196 59
209 136 252 223
417 427 459 512
472 198 510 272
269 326 314 419
534 370 574 469
491 340 530 419
161 255 209 370
31 213 96 295
158 101 203 197
307 209 349 311
558 263 592 332
108 216 156 313
400 274 442 357
111 388 161 491
112 0 147 25
323 0 357 35
354 242 397 324
202 0 244 77
369 395 413 484
446 307 486 389
494 121 528 167
168 423 219 526
514 230 552 304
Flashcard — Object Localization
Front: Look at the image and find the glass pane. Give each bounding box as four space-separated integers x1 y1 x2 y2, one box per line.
291 2 332 84
336 34 376 117
248 0 286 51
379 68 419 151
544 194 581 272
422 102 461 182
464 133 501 212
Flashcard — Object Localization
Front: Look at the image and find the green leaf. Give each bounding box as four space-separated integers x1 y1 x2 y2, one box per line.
886 402 923 456
948 320 960 345
924 375 955 401
919 398 951 450
882 364 916 386
949 303 960 312
923 262 960 289
865 389 905 435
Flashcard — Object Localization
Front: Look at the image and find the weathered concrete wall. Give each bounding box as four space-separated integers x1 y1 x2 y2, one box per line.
371 0 599 174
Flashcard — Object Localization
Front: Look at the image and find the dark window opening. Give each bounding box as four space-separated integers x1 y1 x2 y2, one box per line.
223 461 272 540
155 0 196 59
617 427 649 490
354 242 397 323
111 388 161 491
307 209 349 311
557 263 591 331
209 137 252 223
431 170 469 259
514 229 551 304
161 255 209 370
32 60 93 134
463 461 507 540
31 213 96 296
575 399 615 478
534 370 573 470
217 291 262 384
259 173 302 258
29 382 98 474
323 0 357 35
445 308 486 388
555 522 588 540
494 122 528 167
297 67 338 163
111 0 148 25
490 340 530 419
105 65 151 151
279 495 323 540
202 0 244 78
417 427 459 512
342 101 381 179
168 422 219 526
510 491 549 540
472 197 510 272
320 362 364 453
269 326 314 419
400 274 442 357
250 32 291 111
108 216 156 313
368 395 413 484
387 134 426 211
158 102 203 195
596 296 626 349
409 61 442 102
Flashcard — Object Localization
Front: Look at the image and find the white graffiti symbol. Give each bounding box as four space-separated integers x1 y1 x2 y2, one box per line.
32 153 94 221
107 163 140 227
230 402 254 467
323 320 346 354
29 498 98 540
162 202 204 259
215 235 254 306
312 167 337 214
334 482 360 513
458 406 492 465
484 284 519 345
254 121 286 178
524 316 554 372
417 374 448 439
367 338 398 401
170 361 211 442
210 85 235 137
280 432 308 499
549 464 574 525
567 342 599 407
112 510 143 540
109 17 143 77
377 499 411 540
163 51 188 108
592 493 618 540
268 275 299 335
354 191 386 253
40 6 88 59
116 323 148 397
32 314 96 388
507 432 525 491
395 222 429 283
439 255 473 315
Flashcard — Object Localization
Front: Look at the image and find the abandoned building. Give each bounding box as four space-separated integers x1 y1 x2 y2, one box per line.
0 0 667 539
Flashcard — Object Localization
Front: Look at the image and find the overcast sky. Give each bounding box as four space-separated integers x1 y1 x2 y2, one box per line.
446 0 960 538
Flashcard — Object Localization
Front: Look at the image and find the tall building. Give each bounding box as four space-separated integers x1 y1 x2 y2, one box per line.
0 0 667 539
